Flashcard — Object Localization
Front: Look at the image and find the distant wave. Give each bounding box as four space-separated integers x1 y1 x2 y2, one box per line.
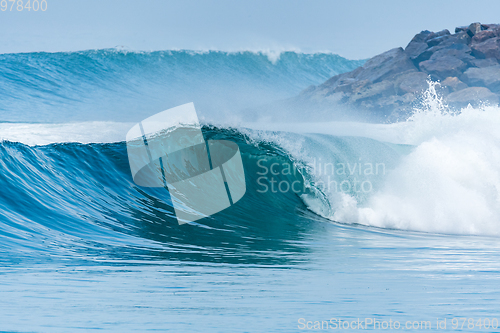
0 49 364 123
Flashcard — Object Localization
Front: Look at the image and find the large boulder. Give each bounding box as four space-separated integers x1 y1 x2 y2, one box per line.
348 80 395 103
393 71 429 95
446 87 499 106
469 58 499 67
419 56 468 80
405 30 432 59
462 65 500 93
429 43 473 62
426 29 451 47
472 29 499 43
471 37 500 60
354 47 417 83
441 77 468 92
467 22 483 37
481 24 500 30
321 68 361 89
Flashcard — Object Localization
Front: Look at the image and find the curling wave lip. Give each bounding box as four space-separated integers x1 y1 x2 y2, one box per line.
126 103 246 225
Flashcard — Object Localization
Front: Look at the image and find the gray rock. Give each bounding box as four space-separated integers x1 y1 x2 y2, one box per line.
433 32 471 49
427 35 451 47
469 58 499 67
481 24 500 31
426 29 451 47
348 80 394 103
346 79 371 94
333 80 357 93
426 29 451 40
408 30 432 44
471 37 500 59
429 43 474 65
405 41 429 60
419 56 468 80
405 31 433 62
467 22 483 37
445 87 499 106
355 47 417 83
462 65 500 93
408 45 433 64
441 77 468 92
393 71 429 95
472 29 499 43
452 31 473 45
319 70 357 91
369 93 415 110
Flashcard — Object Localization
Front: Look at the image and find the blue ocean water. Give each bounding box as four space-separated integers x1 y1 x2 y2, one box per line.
0 49 363 123
1 50 500 332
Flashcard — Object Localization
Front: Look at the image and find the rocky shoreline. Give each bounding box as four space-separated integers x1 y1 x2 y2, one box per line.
297 22 500 121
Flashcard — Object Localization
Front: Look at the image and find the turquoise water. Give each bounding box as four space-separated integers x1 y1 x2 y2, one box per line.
1 50 500 332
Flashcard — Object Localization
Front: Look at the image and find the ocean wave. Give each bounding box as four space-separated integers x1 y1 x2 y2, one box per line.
0 126 319 264
0 49 364 124
1 50 500 266
2 85 500 240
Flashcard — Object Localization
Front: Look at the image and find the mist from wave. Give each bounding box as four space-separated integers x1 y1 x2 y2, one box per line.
268 83 500 236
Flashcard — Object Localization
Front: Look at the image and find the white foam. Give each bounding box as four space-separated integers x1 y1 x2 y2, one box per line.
331 127 500 235
245 82 500 236
312 84 500 235
0 122 134 146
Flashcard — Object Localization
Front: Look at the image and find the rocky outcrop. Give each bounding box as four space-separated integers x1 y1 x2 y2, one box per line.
298 22 500 120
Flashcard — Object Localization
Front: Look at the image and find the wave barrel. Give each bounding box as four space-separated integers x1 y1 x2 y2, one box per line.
126 103 246 224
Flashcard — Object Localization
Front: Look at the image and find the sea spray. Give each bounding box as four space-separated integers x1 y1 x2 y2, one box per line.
325 83 500 235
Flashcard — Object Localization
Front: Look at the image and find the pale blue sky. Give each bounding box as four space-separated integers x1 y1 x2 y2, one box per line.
1 0 500 59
